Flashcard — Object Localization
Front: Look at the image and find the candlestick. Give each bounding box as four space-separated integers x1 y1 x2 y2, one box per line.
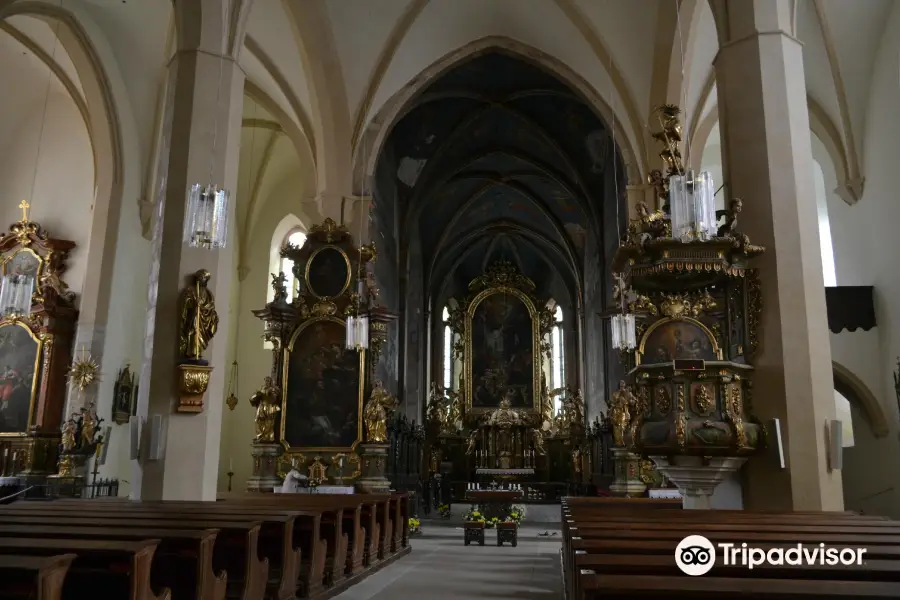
227 471 234 493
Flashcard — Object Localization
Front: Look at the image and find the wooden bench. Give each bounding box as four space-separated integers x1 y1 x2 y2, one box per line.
0 525 224 600
3 503 291 600
0 554 75 600
560 498 900 599
0 537 170 600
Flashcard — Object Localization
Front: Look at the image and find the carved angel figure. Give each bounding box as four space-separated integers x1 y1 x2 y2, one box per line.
716 198 743 237
609 380 636 447
249 376 281 443
271 272 288 303
364 380 396 443
179 269 219 361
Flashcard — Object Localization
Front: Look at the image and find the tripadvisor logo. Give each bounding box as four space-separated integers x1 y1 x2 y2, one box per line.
675 535 868 576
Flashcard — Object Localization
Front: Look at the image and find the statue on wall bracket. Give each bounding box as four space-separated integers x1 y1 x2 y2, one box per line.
176 269 219 413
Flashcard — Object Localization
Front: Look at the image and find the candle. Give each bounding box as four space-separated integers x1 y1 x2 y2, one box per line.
339 457 344 468
229 458 233 472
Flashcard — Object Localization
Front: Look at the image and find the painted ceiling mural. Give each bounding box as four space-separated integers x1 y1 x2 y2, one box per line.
377 50 623 305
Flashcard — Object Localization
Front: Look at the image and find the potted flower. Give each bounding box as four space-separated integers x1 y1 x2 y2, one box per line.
462 505 485 525
437 503 452 519
505 504 526 526
408 516 421 535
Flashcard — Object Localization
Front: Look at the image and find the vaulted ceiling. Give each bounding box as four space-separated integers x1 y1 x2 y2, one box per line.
378 51 622 302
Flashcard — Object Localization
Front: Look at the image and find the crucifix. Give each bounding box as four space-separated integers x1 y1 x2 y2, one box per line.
18 200 30 222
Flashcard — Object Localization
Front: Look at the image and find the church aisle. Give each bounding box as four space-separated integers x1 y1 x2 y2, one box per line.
334 523 563 599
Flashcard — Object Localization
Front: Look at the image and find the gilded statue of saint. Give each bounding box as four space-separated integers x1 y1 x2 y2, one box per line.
364 380 396 443
531 428 547 456
487 398 523 427
60 418 77 453
249 376 281 443
426 382 447 425
179 269 219 362
80 405 97 447
609 380 636 447
540 374 553 427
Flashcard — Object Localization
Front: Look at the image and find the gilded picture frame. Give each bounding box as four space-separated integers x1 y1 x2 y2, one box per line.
303 246 352 299
0 320 43 436
636 316 723 366
463 286 542 416
280 316 366 453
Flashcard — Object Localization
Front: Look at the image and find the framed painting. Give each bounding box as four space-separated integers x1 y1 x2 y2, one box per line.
637 317 721 366
281 317 365 451
0 322 41 435
304 246 351 299
464 288 541 415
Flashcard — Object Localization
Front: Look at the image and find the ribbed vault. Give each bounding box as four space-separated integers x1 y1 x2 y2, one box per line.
375 50 623 304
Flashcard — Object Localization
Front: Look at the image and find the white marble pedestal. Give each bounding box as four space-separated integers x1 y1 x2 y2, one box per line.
649 455 747 509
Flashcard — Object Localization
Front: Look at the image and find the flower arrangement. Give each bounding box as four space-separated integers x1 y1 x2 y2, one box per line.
462 505 485 524
504 504 526 524
437 503 452 518
408 517 421 535
488 517 500 529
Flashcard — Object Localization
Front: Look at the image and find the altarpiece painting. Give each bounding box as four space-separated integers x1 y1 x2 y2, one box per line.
0 322 40 433
282 318 364 450
470 291 534 408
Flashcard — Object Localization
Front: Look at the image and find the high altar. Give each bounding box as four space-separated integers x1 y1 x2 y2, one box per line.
247 218 398 493
426 261 590 498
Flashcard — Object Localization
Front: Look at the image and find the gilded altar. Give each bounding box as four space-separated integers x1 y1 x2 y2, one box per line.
0 207 78 481
249 218 396 491
427 261 590 490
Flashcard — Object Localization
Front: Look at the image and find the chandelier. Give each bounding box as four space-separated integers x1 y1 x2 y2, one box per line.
0 274 34 319
183 184 229 249
669 169 716 242
610 312 636 352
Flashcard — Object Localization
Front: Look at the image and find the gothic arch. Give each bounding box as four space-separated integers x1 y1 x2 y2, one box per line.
833 361 889 438
0 0 126 336
354 36 644 189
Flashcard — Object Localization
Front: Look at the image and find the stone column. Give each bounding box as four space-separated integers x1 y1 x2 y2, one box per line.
711 0 842 510
131 47 244 501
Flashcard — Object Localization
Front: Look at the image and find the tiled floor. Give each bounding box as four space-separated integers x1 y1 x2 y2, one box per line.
333 522 563 599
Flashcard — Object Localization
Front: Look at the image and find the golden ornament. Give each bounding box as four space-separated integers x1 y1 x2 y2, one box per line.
68 346 101 391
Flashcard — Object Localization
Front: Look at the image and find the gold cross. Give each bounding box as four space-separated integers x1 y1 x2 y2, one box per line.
18 200 29 222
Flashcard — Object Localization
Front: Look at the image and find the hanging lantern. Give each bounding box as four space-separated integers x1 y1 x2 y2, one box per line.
0 274 34 319
183 184 230 249
669 170 716 242
345 315 369 351
610 313 636 352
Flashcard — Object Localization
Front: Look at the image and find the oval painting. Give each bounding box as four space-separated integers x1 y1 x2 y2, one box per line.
641 319 717 365
305 247 350 298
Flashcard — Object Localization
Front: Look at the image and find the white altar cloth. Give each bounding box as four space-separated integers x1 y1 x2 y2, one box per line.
475 468 534 476
649 489 682 499
276 485 355 495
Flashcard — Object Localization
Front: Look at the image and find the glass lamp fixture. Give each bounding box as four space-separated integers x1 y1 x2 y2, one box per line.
669 170 717 242
345 315 369 351
183 184 230 249
0 274 34 319
610 312 636 352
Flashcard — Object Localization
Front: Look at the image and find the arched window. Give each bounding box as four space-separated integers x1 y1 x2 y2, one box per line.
442 306 453 390
279 230 307 302
550 306 565 413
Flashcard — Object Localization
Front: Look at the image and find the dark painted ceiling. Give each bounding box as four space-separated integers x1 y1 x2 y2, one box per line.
380 51 619 303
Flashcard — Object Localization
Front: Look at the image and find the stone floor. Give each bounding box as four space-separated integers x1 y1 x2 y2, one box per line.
333 521 563 600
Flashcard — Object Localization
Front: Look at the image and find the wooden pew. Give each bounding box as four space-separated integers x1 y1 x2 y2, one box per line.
0 512 266 600
0 525 224 600
0 538 171 600
560 499 900 599
0 554 75 600
0 501 288 600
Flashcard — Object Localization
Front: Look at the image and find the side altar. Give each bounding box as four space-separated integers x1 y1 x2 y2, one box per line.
247 218 398 492
426 261 592 502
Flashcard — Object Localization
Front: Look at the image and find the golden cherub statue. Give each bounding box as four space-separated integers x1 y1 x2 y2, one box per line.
609 380 637 448
179 269 219 362
364 380 397 443
249 376 281 443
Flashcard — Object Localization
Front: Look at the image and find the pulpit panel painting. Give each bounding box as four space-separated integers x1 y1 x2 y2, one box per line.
641 319 717 365
471 292 533 409
0 322 40 434
283 319 363 450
